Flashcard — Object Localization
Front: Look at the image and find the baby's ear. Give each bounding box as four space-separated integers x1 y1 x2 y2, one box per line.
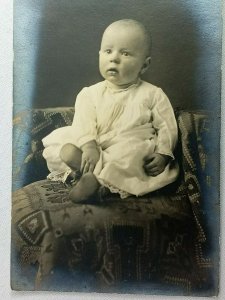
140 57 151 75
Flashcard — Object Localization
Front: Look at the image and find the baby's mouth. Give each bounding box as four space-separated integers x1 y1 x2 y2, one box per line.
107 68 118 75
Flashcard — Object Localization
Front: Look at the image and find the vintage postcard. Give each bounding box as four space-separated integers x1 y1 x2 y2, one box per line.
11 0 222 296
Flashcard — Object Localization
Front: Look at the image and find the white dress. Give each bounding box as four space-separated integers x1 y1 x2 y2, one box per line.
42 79 179 198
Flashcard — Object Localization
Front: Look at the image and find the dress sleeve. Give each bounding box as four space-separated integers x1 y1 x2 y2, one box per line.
151 88 177 159
71 87 97 148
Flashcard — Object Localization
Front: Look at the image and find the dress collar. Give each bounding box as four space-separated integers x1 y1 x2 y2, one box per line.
105 78 142 93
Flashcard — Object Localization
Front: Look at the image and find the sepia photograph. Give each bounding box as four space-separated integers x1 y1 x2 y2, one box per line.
11 0 222 296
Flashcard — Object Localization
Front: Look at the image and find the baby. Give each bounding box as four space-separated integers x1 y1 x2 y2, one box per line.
42 19 179 202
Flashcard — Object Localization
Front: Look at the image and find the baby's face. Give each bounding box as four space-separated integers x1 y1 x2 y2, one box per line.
99 24 150 89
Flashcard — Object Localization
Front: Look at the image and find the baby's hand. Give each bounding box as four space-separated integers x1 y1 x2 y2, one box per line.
81 141 100 174
143 153 170 177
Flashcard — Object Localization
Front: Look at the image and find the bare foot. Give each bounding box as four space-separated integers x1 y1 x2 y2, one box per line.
69 172 100 203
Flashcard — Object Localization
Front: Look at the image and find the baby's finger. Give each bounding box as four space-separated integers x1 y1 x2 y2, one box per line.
83 161 90 174
146 166 158 173
80 159 86 173
150 172 159 177
143 154 154 162
146 170 158 177
89 164 95 173
145 160 157 169
149 169 160 176
144 167 159 176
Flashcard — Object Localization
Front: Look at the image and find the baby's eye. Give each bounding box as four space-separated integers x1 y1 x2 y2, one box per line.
105 49 112 54
122 51 129 56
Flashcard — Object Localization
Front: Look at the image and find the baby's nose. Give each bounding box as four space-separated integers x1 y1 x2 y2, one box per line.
110 52 120 63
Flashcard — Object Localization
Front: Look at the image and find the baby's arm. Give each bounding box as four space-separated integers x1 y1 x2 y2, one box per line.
144 88 177 176
80 140 100 174
71 88 100 174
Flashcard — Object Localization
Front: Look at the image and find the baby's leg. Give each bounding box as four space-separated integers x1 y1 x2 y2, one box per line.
60 143 82 171
69 172 100 203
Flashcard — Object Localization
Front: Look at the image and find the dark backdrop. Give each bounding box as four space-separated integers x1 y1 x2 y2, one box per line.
14 0 222 113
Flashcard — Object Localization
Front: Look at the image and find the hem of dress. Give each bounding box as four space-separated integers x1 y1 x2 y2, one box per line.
97 178 131 199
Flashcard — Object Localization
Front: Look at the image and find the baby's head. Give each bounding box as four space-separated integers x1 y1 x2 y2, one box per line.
99 19 151 89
